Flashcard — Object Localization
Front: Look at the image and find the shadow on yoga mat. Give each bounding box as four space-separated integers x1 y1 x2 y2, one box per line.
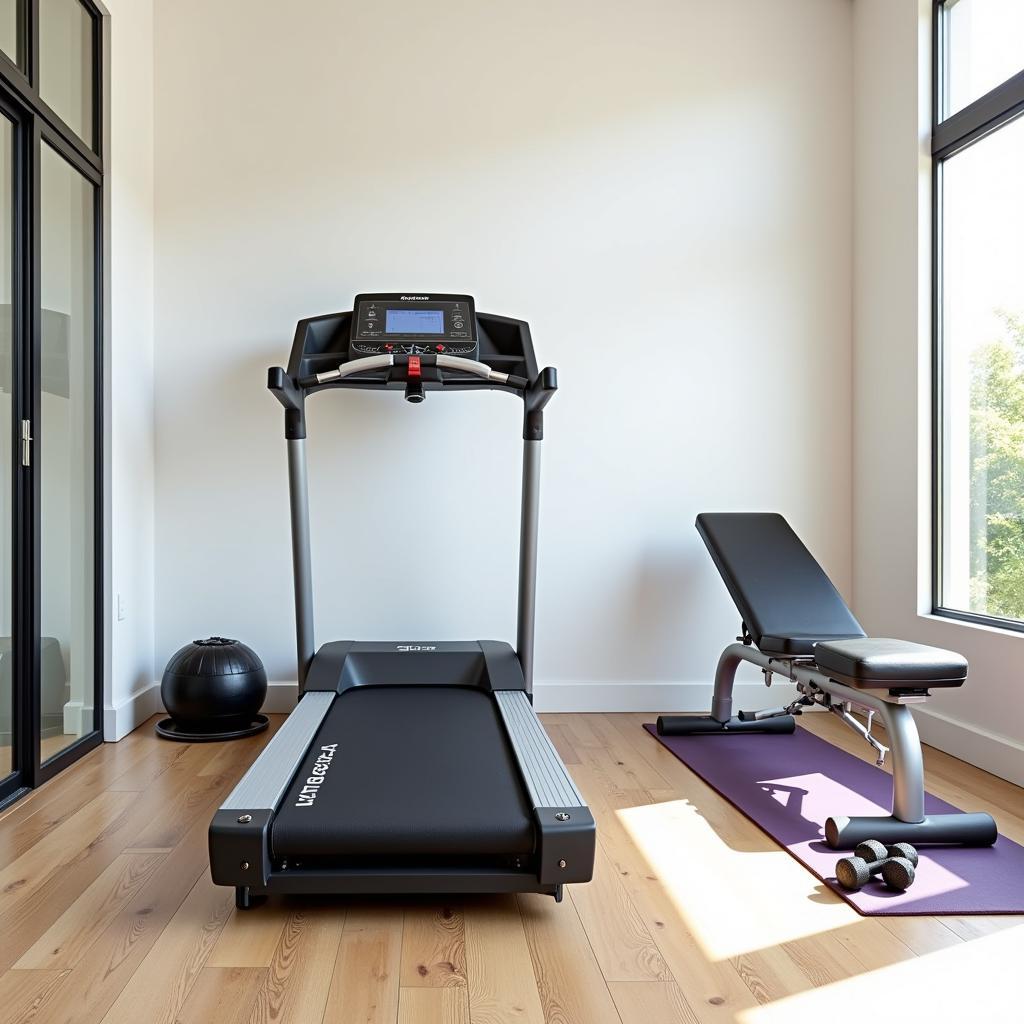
643 722 1024 915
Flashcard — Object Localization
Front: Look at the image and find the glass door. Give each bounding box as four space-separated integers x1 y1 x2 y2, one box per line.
38 139 95 766
0 110 13 791
0 0 103 808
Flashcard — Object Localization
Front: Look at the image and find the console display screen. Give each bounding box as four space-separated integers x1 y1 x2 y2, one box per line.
386 309 444 334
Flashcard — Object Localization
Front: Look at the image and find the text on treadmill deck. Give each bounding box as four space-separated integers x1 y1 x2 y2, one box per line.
294 744 338 807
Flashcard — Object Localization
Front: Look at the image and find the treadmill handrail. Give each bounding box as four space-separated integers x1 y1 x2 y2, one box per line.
298 353 528 390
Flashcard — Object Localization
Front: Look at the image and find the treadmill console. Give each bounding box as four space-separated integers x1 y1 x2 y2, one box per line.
349 293 479 359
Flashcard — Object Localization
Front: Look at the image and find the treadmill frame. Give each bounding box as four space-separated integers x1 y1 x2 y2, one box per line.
208 303 595 903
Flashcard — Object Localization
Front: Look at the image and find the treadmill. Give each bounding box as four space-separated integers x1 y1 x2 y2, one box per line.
209 293 595 909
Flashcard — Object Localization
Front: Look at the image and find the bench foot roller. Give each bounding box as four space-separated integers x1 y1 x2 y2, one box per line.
825 812 998 850
657 714 796 736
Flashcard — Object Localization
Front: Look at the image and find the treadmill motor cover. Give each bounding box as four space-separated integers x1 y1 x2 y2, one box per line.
272 686 535 858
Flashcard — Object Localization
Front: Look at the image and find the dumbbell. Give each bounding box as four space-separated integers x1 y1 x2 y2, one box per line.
834 839 919 892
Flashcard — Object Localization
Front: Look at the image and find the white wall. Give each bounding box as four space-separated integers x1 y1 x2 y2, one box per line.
102 0 157 738
151 0 854 712
852 0 1024 784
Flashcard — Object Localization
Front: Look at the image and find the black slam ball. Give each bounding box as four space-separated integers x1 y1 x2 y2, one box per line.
156 637 269 741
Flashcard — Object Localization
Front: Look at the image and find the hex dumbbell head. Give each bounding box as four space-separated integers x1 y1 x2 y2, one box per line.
886 842 919 868
880 856 916 892
853 839 888 862
835 855 872 891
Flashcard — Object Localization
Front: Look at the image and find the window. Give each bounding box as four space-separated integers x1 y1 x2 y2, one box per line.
934 1 1024 628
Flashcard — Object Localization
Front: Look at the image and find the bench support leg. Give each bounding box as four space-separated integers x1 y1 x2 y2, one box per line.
657 644 797 736
654 643 998 849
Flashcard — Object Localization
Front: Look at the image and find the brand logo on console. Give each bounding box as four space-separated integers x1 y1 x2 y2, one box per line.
400 295 429 300
396 645 436 652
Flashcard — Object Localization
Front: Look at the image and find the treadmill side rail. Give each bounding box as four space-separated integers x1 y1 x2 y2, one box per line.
494 690 595 885
494 691 586 808
220 691 334 811
210 691 334 888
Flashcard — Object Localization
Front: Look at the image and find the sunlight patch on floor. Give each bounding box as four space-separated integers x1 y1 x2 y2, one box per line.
616 796 857 960
736 922 1024 1022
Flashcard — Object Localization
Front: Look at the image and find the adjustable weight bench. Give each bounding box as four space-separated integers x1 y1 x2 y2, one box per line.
657 513 998 849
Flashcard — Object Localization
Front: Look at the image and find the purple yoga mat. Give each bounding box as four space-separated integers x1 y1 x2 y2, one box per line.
643 722 1024 915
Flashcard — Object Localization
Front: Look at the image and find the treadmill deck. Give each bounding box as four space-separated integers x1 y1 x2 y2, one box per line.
271 686 535 859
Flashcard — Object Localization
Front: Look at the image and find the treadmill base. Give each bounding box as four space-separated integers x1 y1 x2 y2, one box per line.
232 866 564 905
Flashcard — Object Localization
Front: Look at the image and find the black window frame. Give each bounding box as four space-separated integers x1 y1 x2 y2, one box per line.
0 0 105 809
931 0 1024 633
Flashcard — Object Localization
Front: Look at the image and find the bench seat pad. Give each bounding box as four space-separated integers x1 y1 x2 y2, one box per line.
814 638 968 689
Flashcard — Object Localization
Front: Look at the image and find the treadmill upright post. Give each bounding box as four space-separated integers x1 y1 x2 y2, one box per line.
287 438 316 691
517 438 541 696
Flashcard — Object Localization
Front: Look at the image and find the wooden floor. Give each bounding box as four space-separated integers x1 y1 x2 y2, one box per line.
0 711 1020 1024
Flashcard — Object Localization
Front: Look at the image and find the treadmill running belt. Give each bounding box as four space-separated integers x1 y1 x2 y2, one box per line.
272 686 535 858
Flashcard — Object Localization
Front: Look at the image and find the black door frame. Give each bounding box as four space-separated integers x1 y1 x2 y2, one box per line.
0 0 105 809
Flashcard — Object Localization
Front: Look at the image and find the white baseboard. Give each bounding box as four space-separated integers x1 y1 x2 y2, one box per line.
914 705 1024 788
104 683 163 741
263 681 301 713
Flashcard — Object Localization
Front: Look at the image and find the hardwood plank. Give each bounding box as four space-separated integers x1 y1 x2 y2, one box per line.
28 807 221 1024
542 723 581 766
120 743 242 850
397 987 469 1024
0 968 70 1023
175 966 266 1024
14 852 167 970
607 981 700 1024
941 914 1024 941
463 899 545 1024
102 738 192 793
568 845 670 982
518 891 623 1024
591 714 673 791
0 729 150 831
207 903 290 968
0 791 140 972
574 768 759 1023
98 869 233 1024
400 904 467 988
323 907 403 1024
877 915 966 956
245 908 345 1024
0 750 167 870
727 943 822 1006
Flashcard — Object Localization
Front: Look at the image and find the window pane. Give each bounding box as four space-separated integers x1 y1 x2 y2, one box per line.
40 143 95 761
944 0 1024 117
0 0 18 66
40 0 93 146
940 115 1024 620
0 116 12 779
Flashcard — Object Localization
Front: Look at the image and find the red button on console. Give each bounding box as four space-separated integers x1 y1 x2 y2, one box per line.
408 355 422 377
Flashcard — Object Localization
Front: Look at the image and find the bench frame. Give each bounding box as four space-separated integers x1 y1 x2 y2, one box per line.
659 638 998 849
